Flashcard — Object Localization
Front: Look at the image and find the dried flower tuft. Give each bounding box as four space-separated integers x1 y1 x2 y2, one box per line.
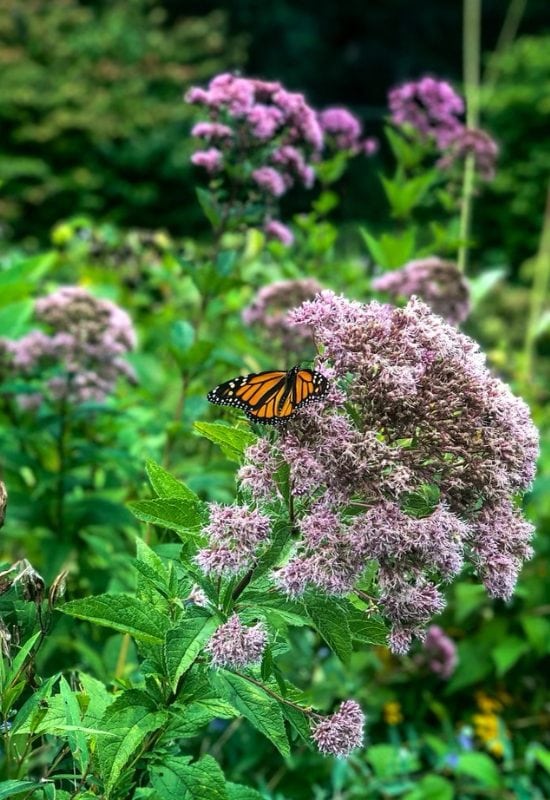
372 257 470 325
206 614 267 668
311 700 365 757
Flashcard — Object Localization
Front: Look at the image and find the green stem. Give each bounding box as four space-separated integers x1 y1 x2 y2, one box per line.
521 185 550 393
457 0 481 274
483 0 527 95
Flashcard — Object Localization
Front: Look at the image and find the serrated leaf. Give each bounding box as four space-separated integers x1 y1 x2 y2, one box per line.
164 610 219 692
60 595 170 644
211 671 290 757
347 612 389 646
145 460 199 502
304 597 352 664
193 422 256 463
59 675 89 772
128 498 205 539
97 694 168 796
167 699 237 738
150 755 227 800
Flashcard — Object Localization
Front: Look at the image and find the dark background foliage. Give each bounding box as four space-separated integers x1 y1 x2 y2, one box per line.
1 0 549 265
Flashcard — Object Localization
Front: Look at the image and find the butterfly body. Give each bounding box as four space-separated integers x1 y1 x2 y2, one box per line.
207 366 328 425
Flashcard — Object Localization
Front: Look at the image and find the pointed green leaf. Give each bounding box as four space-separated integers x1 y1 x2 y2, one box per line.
150 755 227 800
60 595 169 644
97 693 168 796
193 422 256 462
0 781 41 799
164 610 219 692
304 597 352 664
128 498 205 539
211 671 290 757
145 460 199 502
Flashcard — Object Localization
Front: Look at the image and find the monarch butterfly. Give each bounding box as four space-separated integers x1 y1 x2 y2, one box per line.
207 366 329 425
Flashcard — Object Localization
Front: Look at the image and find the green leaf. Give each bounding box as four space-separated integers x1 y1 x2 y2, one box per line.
303 597 352 664
164 610 219 692
128 498 205 539
59 675 89 772
196 188 222 230
403 774 454 800
145 460 200 502
469 268 505 307
150 755 228 800
492 636 528 676
226 784 264 800
170 320 195 358
168 699 238 738
521 615 550 655
361 226 416 269
0 300 34 338
0 252 56 306
0 781 41 799
135 537 170 597
347 612 389 646
60 595 170 644
97 692 168 796
456 753 502 788
381 171 436 218
211 671 290 757
193 422 256 462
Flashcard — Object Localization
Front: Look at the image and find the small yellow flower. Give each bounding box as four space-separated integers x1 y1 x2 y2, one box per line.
475 691 502 714
383 701 403 725
473 712 499 742
488 740 504 758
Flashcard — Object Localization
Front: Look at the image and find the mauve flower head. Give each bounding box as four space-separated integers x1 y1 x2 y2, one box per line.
238 291 538 650
311 700 365 757
191 148 223 173
206 614 267 668
363 137 379 156
195 502 271 577
319 107 362 150
264 219 295 246
242 278 323 348
252 166 286 197
437 127 499 181
1 287 136 406
186 73 324 232
389 76 464 149
423 624 458 678
372 257 471 325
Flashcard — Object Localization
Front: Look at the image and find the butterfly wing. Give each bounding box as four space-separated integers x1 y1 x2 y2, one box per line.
207 367 329 425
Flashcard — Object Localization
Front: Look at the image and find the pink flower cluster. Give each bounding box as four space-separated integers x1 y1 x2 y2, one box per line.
437 128 499 182
242 278 323 352
186 73 377 244
237 292 538 652
372 257 470 325
206 614 267 668
389 76 498 180
311 700 365 757
0 287 136 407
195 502 271 576
422 625 458 679
318 107 379 155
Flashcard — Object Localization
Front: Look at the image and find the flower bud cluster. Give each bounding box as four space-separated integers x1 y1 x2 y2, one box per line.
0 287 136 407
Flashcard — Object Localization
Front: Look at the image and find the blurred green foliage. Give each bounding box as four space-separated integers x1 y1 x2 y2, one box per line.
0 0 245 242
479 35 550 265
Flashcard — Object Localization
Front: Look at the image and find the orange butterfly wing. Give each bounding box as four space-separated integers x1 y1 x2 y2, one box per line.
207 367 328 425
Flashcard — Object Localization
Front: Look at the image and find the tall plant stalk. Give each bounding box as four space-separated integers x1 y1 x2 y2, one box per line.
457 0 481 274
